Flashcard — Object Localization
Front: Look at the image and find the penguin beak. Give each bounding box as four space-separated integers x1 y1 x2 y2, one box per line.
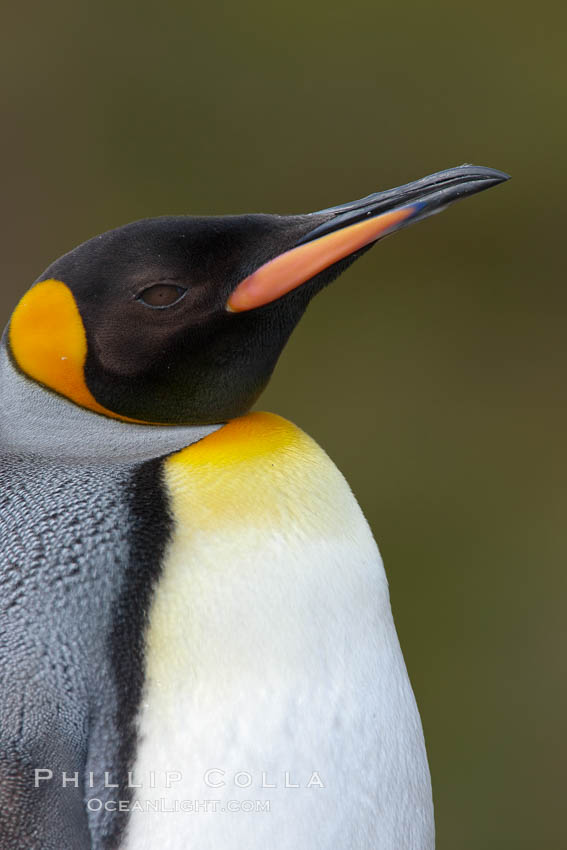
227 165 509 313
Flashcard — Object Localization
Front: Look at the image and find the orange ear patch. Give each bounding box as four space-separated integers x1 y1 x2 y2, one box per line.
9 279 143 423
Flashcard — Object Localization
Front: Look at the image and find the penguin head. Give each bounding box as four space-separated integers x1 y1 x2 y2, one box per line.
7 165 508 426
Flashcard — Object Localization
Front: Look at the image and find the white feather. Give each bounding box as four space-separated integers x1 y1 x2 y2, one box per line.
123 415 434 849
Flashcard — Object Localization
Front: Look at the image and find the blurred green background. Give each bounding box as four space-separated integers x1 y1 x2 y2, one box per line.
1 1 564 847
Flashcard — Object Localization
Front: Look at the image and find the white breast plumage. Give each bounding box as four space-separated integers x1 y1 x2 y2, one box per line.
123 412 434 850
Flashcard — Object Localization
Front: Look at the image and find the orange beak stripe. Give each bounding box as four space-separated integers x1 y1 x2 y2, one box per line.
227 204 419 313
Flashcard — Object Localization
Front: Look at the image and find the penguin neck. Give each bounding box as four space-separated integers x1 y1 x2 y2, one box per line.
0 346 221 463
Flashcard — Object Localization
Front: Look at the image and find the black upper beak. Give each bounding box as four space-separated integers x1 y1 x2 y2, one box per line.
298 165 510 245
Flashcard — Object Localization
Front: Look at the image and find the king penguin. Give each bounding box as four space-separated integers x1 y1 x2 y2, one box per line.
0 165 508 850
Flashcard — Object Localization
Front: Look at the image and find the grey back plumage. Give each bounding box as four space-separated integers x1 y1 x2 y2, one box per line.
0 348 218 849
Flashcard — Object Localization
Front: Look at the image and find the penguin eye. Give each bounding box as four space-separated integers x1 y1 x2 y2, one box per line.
137 284 187 308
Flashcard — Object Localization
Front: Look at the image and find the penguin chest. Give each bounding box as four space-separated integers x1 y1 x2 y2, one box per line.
125 413 434 850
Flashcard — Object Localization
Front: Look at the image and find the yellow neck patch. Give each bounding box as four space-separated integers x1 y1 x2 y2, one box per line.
9 279 143 423
164 411 333 531
169 411 302 469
